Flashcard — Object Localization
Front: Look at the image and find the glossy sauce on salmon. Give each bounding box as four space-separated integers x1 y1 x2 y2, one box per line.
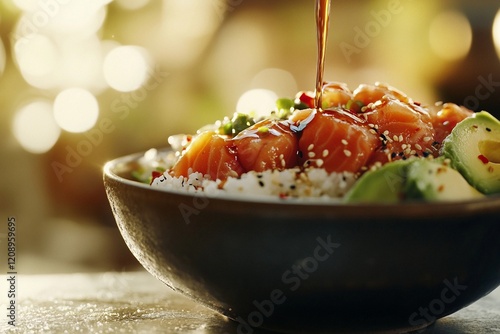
166 0 473 182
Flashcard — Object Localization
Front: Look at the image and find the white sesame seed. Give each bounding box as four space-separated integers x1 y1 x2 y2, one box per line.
316 159 324 167
383 130 389 135
308 144 314 151
423 136 432 142
399 135 403 142
344 149 352 157
308 151 316 158
415 143 422 150
401 144 407 150
368 123 375 128
322 149 329 157
393 135 399 142
341 139 348 145
410 150 416 155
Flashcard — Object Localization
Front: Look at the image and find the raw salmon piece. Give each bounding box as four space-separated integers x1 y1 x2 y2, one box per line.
363 97 437 165
352 82 410 106
171 131 244 181
321 82 353 109
295 109 379 173
431 103 473 144
232 119 299 172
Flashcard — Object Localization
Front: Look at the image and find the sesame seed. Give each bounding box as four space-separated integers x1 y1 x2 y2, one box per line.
316 159 324 167
368 123 375 128
415 143 422 150
308 144 314 151
423 137 432 142
344 149 352 157
399 135 403 142
341 139 348 145
258 181 265 187
383 130 389 135
410 150 416 155
322 149 329 157
370 129 378 135
401 144 407 150
308 151 316 158
393 135 399 142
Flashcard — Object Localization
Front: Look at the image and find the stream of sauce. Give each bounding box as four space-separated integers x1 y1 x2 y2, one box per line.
314 0 331 111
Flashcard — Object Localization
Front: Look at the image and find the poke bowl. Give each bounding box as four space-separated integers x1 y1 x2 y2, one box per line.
103 148 500 333
104 82 500 333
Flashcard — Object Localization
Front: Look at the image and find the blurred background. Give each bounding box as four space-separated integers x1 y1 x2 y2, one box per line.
0 0 499 273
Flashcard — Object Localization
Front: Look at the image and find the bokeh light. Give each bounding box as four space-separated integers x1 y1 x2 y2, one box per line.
103 45 151 92
429 11 472 62
53 88 99 133
493 9 500 60
12 100 61 154
14 33 58 80
236 89 279 118
115 0 150 11
250 68 298 98
11 0 37 11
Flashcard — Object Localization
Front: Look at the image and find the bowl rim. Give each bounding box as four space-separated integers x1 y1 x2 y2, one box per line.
103 148 500 216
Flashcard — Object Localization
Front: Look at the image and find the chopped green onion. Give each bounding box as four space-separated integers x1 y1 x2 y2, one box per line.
346 99 364 113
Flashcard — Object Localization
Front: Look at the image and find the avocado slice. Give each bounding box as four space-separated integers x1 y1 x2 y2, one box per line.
404 159 484 201
442 111 500 195
343 159 414 203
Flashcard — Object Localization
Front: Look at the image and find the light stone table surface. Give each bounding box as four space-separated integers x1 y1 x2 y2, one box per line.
2 271 499 333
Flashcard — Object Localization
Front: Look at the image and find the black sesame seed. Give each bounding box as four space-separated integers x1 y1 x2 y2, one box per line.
486 127 492 132
298 150 303 158
258 181 265 187
391 152 397 158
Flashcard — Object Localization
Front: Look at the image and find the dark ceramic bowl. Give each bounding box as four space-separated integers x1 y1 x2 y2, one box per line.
103 149 500 334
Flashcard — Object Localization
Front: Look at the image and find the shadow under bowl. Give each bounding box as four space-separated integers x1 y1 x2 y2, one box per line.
103 149 500 333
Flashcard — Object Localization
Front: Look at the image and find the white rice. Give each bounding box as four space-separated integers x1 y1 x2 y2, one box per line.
141 148 357 201
150 166 356 201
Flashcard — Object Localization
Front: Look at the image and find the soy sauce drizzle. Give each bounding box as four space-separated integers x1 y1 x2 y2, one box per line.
314 0 331 111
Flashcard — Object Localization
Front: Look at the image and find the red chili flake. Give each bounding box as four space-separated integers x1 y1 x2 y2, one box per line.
478 155 489 164
298 92 315 109
150 171 163 184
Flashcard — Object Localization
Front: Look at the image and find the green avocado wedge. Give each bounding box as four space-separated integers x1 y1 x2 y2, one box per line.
343 158 485 203
343 159 414 203
404 159 484 201
441 111 500 195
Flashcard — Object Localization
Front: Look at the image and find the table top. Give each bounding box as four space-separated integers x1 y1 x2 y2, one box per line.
3 271 499 333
